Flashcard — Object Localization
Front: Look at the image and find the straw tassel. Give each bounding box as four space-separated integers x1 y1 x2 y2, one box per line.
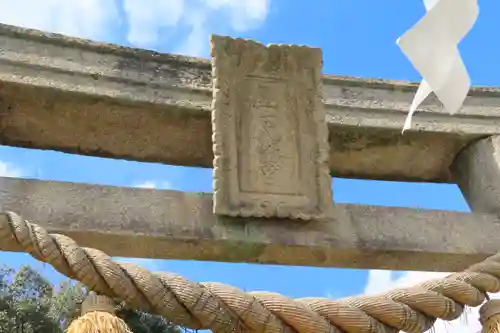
66 292 132 333
480 300 500 333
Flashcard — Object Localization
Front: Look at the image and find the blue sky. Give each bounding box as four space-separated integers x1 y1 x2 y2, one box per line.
0 0 496 331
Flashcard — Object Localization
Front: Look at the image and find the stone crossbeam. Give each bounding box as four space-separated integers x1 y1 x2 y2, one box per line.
2 24 500 182
0 176 497 272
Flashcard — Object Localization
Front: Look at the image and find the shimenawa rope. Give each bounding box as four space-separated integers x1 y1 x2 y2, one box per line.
2 211 500 333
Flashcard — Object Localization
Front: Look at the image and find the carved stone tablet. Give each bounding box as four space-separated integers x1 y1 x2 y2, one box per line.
211 35 333 220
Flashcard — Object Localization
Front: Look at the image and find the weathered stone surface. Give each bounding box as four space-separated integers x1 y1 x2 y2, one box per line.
1 23 500 182
211 35 332 220
452 136 500 213
1 176 499 272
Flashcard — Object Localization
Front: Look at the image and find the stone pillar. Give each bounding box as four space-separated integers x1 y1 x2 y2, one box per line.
451 136 500 213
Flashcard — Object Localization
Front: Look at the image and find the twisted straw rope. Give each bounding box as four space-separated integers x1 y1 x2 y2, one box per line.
1 211 500 333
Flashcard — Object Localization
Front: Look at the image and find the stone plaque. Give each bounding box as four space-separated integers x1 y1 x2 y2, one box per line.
211 35 333 220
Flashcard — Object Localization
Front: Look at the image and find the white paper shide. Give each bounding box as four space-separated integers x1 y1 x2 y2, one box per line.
397 0 479 132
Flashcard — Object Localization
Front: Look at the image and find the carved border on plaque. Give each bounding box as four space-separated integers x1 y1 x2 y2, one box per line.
211 34 333 220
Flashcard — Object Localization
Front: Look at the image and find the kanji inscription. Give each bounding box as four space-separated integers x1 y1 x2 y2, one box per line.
211 35 333 220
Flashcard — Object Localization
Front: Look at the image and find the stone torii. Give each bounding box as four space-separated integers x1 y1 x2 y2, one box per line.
3 0 500 331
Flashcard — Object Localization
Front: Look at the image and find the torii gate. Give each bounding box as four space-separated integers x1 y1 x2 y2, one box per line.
3 2 500 331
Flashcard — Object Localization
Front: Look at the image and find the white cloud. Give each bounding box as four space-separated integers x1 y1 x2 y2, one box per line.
175 9 209 57
0 0 120 41
0 161 23 178
364 270 492 333
123 0 270 56
0 0 270 57
204 0 270 31
123 0 185 47
133 181 172 190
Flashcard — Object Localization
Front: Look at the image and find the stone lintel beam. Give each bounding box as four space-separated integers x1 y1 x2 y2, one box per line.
0 176 498 272
2 24 500 182
452 136 500 213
